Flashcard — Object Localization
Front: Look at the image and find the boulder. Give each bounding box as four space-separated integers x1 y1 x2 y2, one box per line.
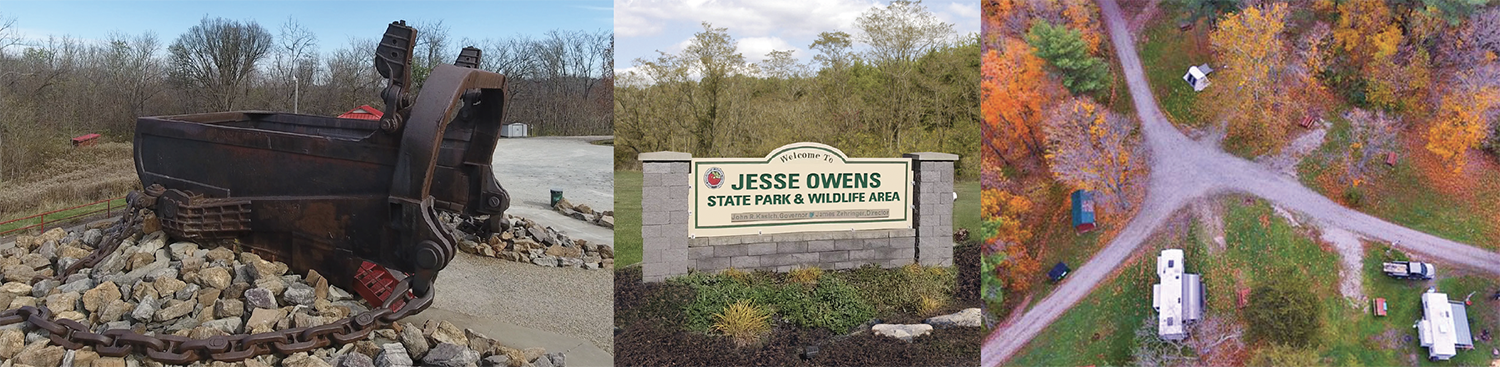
81 281 122 312
198 267 233 289
420 343 479 367
12 343 65 367
375 343 414 367
284 283 317 306
397 322 430 359
283 352 333 367
98 299 134 323
244 287 278 309
246 307 288 333
924 308 981 328
154 299 195 321
871 324 932 342
130 296 157 321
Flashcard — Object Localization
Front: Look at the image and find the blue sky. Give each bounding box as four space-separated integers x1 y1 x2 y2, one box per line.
1 0 612 55
615 0 979 75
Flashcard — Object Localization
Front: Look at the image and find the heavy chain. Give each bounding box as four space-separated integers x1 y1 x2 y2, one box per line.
0 191 437 364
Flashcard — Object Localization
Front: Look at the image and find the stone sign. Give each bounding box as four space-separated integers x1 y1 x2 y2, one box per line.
690 143 912 237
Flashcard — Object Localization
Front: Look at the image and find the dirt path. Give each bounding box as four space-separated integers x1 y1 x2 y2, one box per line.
1320 227 1366 302
981 1 1500 364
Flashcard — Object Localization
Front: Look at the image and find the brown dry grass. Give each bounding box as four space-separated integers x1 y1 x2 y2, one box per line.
0 142 138 221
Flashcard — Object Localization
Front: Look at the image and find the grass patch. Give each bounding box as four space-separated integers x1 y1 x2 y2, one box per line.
614 170 643 266
0 197 128 235
955 180 980 238
1021 183 1105 310
1008 236 1156 366
0 142 137 221
1137 4 1212 128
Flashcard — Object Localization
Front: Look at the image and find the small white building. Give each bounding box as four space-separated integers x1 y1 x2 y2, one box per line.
1182 64 1214 92
1417 290 1474 361
500 123 529 138
1152 249 1204 341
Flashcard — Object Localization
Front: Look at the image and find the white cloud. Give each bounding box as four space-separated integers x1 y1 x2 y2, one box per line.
737 36 797 63
616 0 878 39
944 2 980 33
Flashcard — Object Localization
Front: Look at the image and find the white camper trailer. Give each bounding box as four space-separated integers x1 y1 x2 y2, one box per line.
1152 249 1204 341
1417 290 1475 361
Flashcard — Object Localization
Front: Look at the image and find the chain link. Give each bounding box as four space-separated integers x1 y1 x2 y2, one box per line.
0 190 438 364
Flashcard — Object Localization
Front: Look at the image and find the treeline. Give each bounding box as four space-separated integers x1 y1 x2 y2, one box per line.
0 15 612 183
614 1 979 180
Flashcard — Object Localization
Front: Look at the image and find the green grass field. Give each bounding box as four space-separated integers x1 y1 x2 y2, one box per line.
1137 6 1211 129
1022 184 1105 310
615 170 644 266
614 170 979 268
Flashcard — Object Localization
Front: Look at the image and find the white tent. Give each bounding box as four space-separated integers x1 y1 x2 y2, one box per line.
1183 64 1214 92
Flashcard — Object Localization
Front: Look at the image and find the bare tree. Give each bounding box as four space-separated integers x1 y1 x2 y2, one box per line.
854 0 954 65
1043 96 1144 214
412 20 450 87
167 16 273 110
0 14 19 57
757 50 805 79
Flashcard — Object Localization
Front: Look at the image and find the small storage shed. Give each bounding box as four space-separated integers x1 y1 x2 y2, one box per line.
500 123 529 138
1182 64 1214 92
71 133 101 147
337 105 384 121
1048 262 1071 281
1071 190 1096 233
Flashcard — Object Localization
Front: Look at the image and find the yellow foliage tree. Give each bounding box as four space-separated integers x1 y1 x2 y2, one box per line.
1426 73 1500 173
1208 3 1290 154
1042 97 1143 215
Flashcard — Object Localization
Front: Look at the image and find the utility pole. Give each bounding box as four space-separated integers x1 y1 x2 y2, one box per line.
293 74 300 114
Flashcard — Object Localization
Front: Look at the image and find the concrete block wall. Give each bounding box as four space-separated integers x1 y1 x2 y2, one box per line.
639 152 692 283
907 152 958 266
640 151 957 282
687 229 917 273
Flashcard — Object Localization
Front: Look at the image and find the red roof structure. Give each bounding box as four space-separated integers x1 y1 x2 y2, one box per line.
71 133 101 147
338 105 383 121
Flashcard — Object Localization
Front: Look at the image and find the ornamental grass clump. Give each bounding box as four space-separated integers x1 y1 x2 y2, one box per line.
787 266 823 285
713 299 772 347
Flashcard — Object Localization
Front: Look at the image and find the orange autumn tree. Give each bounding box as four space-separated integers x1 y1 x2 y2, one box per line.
1426 71 1500 173
1208 3 1290 154
981 37 1053 164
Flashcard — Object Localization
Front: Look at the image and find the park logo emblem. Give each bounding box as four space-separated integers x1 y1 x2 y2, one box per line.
704 167 726 189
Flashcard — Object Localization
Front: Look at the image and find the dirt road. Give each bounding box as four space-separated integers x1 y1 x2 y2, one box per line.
981 1 1500 364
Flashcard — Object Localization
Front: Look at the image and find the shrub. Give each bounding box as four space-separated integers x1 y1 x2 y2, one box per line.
840 264 956 318
721 267 752 284
1343 185 1364 208
713 299 771 347
1245 279 1323 347
787 266 823 285
1248 345 1322 367
675 271 875 333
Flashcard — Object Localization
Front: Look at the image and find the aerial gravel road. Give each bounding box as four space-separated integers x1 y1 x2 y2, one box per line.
980 1 1500 365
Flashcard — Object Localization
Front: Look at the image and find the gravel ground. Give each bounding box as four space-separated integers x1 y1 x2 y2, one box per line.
432 251 615 353
491 136 614 246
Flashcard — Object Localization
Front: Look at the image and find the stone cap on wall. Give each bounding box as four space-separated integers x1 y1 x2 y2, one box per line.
903 152 959 162
640 151 692 162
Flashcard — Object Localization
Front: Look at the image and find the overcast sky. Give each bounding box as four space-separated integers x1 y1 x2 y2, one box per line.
0 0 612 57
615 0 979 74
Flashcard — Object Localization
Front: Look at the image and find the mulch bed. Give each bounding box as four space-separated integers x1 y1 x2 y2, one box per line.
614 248 982 367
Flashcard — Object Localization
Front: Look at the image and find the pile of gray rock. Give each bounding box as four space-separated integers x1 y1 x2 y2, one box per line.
444 215 614 270
551 199 613 229
0 227 564 367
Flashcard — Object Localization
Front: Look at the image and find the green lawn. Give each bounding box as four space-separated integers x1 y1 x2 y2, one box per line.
615 170 644 266
1137 5 1211 129
0 197 128 235
955 180 981 240
614 172 980 268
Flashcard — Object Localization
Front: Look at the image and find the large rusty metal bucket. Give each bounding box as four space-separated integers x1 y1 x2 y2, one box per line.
133 37 510 295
